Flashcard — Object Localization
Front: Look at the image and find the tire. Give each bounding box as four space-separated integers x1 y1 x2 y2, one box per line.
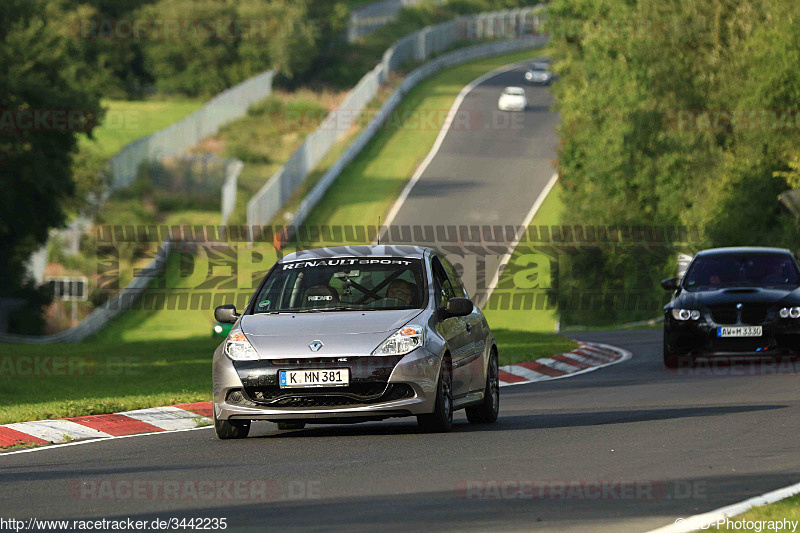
663 337 694 369
214 409 250 440
276 421 306 430
466 350 499 424
417 358 453 433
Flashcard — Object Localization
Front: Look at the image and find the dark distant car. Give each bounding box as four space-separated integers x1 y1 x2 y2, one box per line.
211 246 499 439
661 247 800 367
524 59 552 85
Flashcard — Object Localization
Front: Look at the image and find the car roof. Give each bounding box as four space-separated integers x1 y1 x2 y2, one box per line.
279 245 432 263
504 86 525 93
694 246 794 257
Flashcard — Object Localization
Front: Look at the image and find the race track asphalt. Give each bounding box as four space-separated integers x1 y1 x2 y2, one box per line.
3 329 799 532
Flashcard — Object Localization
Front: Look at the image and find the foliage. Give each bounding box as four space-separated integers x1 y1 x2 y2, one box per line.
0 0 104 333
548 0 800 326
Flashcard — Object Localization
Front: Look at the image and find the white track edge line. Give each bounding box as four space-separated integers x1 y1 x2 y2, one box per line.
375 62 530 244
0 426 212 457
647 480 800 533
478 172 558 309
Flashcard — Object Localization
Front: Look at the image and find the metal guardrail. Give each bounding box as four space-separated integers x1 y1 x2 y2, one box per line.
247 6 545 232
0 242 170 343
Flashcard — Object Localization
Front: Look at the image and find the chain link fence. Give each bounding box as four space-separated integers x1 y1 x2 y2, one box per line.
348 0 448 42
108 70 274 190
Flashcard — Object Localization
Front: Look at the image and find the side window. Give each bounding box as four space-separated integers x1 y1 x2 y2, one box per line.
431 257 455 307
440 256 467 298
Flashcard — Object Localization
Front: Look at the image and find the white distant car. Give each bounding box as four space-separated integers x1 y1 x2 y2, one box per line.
498 87 527 112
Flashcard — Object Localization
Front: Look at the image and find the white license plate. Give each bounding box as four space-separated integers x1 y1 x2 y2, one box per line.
717 326 762 337
279 369 349 388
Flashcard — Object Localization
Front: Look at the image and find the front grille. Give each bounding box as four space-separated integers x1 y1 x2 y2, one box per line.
226 389 258 407
741 305 770 325
242 383 415 408
710 306 737 324
709 305 772 325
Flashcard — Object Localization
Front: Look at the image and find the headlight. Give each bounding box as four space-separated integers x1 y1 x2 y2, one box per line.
779 307 800 318
225 331 259 361
373 325 424 356
671 309 701 321
525 72 533 80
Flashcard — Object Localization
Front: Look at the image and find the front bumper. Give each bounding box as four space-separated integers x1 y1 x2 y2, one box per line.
499 103 526 112
664 313 800 356
212 345 441 422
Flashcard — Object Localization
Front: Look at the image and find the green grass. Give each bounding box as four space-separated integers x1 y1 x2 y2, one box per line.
0 337 219 425
493 329 578 366
299 48 544 238
709 495 800 531
480 182 580 363
80 99 204 159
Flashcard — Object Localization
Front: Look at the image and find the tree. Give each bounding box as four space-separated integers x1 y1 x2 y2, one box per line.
0 0 104 333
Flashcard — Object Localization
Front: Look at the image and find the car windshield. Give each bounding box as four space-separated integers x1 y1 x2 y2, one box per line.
251 257 426 313
504 88 524 96
682 254 800 291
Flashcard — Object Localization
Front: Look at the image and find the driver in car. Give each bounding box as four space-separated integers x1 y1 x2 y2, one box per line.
386 279 416 305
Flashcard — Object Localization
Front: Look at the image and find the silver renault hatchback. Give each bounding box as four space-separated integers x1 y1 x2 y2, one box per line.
211 245 499 438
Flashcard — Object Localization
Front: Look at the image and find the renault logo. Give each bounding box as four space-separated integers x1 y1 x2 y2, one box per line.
736 303 743 310
309 340 323 352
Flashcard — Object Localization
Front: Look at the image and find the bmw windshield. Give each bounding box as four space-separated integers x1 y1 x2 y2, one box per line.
251 257 427 313
682 254 800 291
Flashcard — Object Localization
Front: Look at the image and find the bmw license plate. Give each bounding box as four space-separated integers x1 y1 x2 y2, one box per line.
279 369 349 388
717 326 762 337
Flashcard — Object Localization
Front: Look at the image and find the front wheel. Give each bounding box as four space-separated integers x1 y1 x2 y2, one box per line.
214 409 250 440
663 336 694 369
417 359 453 433
466 350 499 424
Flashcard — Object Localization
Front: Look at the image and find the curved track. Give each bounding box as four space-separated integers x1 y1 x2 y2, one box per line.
3 66 799 533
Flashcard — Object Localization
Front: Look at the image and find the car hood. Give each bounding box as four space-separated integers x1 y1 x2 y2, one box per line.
239 309 423 358
672 286 800 308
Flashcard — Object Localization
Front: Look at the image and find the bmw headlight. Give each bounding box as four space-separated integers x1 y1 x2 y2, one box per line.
671 309 701 321
225 331 259 361
779 307 800 318
373 325 424 356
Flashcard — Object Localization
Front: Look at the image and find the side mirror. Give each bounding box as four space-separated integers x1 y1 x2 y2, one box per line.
439 297 473 319
214 304 239 324
660 277 679 291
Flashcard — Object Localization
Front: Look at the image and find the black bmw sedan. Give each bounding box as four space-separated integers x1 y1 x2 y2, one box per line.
661 247 800 367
